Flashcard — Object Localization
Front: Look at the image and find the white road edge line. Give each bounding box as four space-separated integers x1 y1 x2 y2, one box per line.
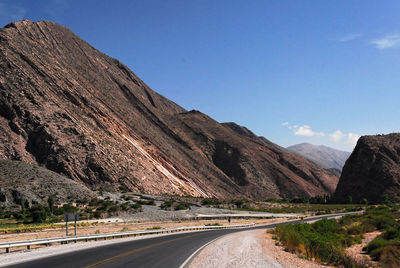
179 235 227 268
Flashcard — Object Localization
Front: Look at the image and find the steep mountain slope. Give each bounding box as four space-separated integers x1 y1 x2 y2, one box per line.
0 159 95 207
287 143 351 173
333 134 400 203
0 20 338 201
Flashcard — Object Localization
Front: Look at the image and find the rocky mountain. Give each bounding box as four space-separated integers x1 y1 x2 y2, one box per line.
0 20 338 202
287 143 351 174
0 159 95 208
333 134 400 204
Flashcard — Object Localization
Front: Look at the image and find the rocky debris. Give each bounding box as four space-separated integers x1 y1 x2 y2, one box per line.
0 159 95 207
333 133 400 203
0 20 338 201
287 143 351 172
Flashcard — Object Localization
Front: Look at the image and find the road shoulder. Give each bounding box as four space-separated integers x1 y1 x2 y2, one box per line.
188 229 283 268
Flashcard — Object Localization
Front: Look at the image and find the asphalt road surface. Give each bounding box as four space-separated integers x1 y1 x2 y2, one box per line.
7 213 354 268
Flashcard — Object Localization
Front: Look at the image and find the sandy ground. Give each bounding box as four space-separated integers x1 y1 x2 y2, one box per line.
189 229 283 268
345 231 381 267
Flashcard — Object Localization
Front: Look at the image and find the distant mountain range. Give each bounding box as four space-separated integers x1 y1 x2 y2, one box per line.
286 143 351 174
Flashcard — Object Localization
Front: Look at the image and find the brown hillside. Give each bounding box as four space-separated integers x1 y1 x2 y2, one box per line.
333 133 400 203
0 20 338 201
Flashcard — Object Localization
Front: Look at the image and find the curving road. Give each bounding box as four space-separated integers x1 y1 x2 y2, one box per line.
7 213 355 268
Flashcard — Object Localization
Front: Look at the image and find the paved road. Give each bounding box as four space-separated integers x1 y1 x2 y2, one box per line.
7 213 355 268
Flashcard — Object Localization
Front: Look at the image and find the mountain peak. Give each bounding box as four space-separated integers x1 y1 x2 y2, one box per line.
287 143 351 171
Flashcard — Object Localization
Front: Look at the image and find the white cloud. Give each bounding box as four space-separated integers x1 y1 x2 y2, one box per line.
282 122 324 137
281 122 292 129
330 130 346 142
294 125 314 136
330 130 360 147
294 125 325 137
347 132 360 146
283 122 360 149
336 33 363 42
0 3 26 21
370 34 400 49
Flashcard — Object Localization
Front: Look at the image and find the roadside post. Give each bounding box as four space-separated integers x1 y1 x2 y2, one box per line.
64 214 68 236
74 213 78 236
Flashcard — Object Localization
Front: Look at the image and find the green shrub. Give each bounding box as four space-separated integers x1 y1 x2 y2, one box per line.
369 215 398 230
382 226 400 240
273 217 370 265
380 245 400 268
146 200 156 206
202 198 220 206
93 211 102 219
130 203 142 209
174 203 190 210
364 238 389 256
346 223 375 235
108 205 118 212
232 199 248 208
28 205 50 223
89 198 100 206
205 222 222 226
137 200 155 206
160 199 175 210
147 226 161 230
62 203 79 213
312 219 342 234
120 202 130 211
122 195 132 201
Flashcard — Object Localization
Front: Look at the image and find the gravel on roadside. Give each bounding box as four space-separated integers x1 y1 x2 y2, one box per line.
188 229 284 268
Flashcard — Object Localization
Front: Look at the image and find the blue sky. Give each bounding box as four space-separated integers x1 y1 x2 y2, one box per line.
1 1 400 151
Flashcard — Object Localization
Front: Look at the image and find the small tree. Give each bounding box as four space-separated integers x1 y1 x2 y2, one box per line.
20 198 26 214
30 205 48 223
62 203 78 213
47 196 55 215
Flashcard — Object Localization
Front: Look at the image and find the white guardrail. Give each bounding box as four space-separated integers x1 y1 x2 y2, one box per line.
0 223 255 253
